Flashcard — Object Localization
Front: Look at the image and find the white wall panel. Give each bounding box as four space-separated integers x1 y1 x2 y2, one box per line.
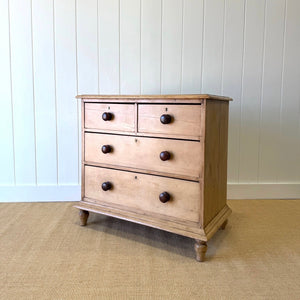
98 0 119 94
0 0 15 185
161 0 183 94
1 0 300 200
223 0 245 183
238 0 265 182
201 0 225 94
141 0 161 94
258 0 285 182
120 0 141 94
181 0 203 94
54 0 78 184
76 0 98 94
279 0 300 182
32 0 57 184
9 0 36 184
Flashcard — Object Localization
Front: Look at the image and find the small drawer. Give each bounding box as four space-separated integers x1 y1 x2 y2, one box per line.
84 166 201 222
85 103 135 132
85 133 203 180
138 104 202 138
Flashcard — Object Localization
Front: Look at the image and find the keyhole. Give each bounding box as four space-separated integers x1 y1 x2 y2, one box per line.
165 107 168 112
108 106 110 110
134 176 137 179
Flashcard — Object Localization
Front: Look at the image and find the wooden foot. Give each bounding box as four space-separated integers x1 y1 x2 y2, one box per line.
79 210 89 226
194 240 207 262
219 219 228 230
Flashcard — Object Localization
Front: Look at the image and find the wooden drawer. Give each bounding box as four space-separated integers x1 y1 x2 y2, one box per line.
85 133 203 180
85 103 135 132
84 166 200 222
138 104 202 138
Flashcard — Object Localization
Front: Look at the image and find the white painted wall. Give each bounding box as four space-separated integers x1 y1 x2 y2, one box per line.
0 0 299 201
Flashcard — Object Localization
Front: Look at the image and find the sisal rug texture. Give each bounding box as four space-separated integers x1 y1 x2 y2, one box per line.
0 200 299 300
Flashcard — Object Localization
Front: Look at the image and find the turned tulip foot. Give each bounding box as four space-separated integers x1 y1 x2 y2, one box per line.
194 240 207 262
79 210 89 226
219 219 228 230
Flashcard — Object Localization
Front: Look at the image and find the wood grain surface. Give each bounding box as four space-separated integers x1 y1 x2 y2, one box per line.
84 165 201 223
76 94 232 101
85 103 135 132
202 100 229 226
138 104 203 138
84 132 203 179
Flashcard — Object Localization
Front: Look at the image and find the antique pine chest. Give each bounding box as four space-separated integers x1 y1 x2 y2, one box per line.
75 94 232 261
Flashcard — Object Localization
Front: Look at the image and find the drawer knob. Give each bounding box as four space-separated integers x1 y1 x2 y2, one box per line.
159 192 170 203
101 145 112 154
160 151 171 161
102 181 112 191
102 112 113 121
160 114 172 124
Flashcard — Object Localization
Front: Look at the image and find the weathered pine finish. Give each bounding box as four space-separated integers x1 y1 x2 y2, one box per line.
76 94 231 101
75 94 232 261
220 219 228 230
84 132 203 179
203 100 230 226
85 165 201 222
138 104 202 138
79 209 89 226
195 240 208 262
85 103 135 132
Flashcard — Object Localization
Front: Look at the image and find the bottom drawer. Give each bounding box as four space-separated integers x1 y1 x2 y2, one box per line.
84 166 201 223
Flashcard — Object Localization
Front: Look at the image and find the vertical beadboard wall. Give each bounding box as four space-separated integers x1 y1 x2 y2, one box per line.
0 0 299 201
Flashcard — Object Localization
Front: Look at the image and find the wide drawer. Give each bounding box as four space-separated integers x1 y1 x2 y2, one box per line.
85 103 135 132
138 104 202 138
85 133 202 179
84 166 200 222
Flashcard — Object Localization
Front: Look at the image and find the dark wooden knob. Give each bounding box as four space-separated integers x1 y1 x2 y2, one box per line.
102 112 112 121
160 151 171 161
102 182 112 191
160 114 172 124
159 192 170 203
101 145 112 154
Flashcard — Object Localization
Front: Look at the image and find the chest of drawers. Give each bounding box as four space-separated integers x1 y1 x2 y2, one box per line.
75 94 232 262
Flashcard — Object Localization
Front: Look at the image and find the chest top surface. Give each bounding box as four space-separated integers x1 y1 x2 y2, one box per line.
76 94 232 102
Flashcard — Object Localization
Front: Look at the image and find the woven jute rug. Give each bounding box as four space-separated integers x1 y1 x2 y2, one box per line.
0 200 299 299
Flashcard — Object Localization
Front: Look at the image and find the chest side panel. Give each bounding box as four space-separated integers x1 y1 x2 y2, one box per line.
203 100 229 226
